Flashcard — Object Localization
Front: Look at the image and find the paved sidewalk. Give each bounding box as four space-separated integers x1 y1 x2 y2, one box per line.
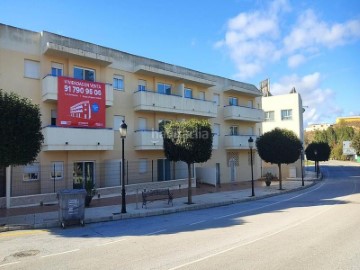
0 172 318 231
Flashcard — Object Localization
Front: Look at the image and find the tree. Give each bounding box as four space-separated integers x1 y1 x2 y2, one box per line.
305 142 331 174
163 119 213 204
256 128 302 190
351 131 360 155
0 90 44 167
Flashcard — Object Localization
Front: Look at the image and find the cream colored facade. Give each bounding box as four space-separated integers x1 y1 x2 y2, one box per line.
260 91 304 178
0 24 264 197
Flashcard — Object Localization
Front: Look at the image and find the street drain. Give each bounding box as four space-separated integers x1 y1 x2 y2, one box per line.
12 250 40 258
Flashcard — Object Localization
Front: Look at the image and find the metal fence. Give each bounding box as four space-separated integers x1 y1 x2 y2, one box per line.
6 160 194 197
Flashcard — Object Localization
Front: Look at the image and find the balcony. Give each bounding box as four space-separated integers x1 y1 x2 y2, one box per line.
42 126 114 151
223 105 264 122
134 130 163 150
41 75 113 107
133 90 217 117
224 135 257 150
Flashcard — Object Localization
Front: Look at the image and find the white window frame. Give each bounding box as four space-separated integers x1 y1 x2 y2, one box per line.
265 111 275 121
51 62 63 77
157 83 171 95
23 163 40 181
213 94 220 106
138 79 147 91
113 75 124 91
73 66 95 82
229 97 238 106
184 88 192 99
230 126 238 136
281 109 293 120
24 59 40 79
50 161 64 180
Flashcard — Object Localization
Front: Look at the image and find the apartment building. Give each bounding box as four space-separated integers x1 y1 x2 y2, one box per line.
0 24 264 201
260 87 304 178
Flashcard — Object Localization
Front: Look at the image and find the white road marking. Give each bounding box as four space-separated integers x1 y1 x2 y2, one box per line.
96 238 128 246
0 262 20 268
41 249 80 258
189 220 206 226
145 229 166 235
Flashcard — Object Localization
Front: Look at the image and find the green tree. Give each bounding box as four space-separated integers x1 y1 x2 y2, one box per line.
163 119 213 204
305 142 331 174
0 90 44 167
256 128 302 190
351 131 360 155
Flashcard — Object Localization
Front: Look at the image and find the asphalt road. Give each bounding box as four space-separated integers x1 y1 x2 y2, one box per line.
1 162 359 269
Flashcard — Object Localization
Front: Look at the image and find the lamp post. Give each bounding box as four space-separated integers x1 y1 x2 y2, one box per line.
300 147 304 186
248 137 255 197
314 149 318 178
119 120 127 213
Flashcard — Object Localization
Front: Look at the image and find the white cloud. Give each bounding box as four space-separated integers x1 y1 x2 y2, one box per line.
215 1 360 79
288 54 306 68
271 72 343 125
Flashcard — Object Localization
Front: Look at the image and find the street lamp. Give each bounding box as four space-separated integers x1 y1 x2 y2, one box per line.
248 137 255 197
300 147 304 186
119 120 127 213
314 149 318 178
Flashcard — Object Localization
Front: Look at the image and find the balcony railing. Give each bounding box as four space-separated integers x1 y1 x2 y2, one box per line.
133 90 217 117
41 75 113 107
42 126 114 151
223 105 264 122
134 130 164 150
224 135 257 150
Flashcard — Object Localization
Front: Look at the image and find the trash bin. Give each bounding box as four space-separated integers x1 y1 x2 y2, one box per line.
58 189 86 228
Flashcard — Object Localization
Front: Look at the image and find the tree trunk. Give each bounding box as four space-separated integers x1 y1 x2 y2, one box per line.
187 163 192 204
278 163 283 190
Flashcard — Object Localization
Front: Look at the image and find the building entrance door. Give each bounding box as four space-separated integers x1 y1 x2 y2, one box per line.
73 162 95 189
157 159 171 181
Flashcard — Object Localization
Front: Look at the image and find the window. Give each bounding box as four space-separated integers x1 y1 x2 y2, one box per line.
247 100 253 108
51 109 57 126
113 75 124 91
51 162 64 180
113 115 125 130
138 117 147 130
281 109 292 120
230 126 238 135
51 62 63 77
199 91 205 100
23 163 40 181
229 97 238 106
24 59 40 79
184 88 192 98
213 94 220 106
74 66 95 81
213 123 220 136
157 83 171 95
138 79 147 91
139 159 148 173
265 111 274 121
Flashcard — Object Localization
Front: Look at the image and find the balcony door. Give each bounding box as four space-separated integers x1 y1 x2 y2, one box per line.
73 161 95 189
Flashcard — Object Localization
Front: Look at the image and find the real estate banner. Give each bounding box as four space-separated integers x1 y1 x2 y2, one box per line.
57 77 105 128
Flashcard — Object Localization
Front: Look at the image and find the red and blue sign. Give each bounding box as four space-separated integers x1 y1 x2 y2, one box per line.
57 77 106 128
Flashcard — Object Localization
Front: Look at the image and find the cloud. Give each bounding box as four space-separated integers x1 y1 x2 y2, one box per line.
271 72 343 125
215 1 360 79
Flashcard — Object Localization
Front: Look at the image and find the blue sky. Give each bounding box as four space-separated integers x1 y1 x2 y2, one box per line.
1 0 360 127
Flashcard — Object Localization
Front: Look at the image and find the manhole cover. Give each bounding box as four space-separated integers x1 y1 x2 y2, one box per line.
12 250 40 258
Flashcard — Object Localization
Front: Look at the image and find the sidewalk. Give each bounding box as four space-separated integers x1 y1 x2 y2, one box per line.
0 173 318 231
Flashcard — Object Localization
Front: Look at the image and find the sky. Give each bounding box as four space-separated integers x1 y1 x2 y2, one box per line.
1 0 360 127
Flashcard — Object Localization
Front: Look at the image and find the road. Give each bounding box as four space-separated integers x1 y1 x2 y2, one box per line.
1 162 360 269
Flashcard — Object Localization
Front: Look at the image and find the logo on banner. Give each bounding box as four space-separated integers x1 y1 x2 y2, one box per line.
57 77 106 128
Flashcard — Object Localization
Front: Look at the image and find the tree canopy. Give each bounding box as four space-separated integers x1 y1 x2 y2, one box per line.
0 90 44 167
351 131 360 155
256 128 302 189
163 119 212 203
305 142 331 162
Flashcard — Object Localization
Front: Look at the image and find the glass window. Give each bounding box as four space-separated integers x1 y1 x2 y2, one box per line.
51 161 64 180
73 67 95 82
138 80 147 91
51 62 63 77
23 163 40 181
281 109 292 120
230 126 238 135
113 115 125 130
184 88 192 98
157 83 171 95
213 123 220 136
213 94 220 106
265 111 275 121
24 59 40 79
229 97 238 106
139 159 148 173
113 75 124 91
